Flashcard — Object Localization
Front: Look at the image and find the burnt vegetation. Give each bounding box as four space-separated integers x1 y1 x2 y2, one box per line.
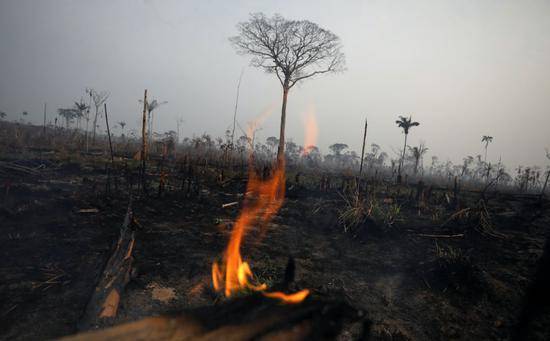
1 12 549 341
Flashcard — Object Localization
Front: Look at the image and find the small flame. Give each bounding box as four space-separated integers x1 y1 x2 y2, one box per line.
211 115 309 304
301 105 318 156
262 289 311 303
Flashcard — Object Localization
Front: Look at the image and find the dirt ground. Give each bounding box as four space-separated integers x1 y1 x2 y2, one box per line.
1 158 549 340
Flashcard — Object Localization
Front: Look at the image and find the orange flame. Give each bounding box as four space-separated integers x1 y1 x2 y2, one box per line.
301 105 318 156
211 117 309 304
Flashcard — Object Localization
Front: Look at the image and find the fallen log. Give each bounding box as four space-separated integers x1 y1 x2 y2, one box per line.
64 294 368 340
78 201 136 331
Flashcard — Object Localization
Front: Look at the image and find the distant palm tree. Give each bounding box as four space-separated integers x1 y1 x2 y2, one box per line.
20 111 28 123
482 135 493 162
408 143 429 174
74 100 88 131
118 121 126 135
57 108 78 128
395 115 420 182
0 112 6 120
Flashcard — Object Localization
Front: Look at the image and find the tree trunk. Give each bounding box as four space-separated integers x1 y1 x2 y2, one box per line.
149 110 154 151
359 118 368 176
92 107 99 145
231 68 244 147
43 103 47 137
78 203 135 331
276 84 289 168
140 90 148 192
66 295 365 340
541 170 550 196
397 133 408 182
104 103 114 166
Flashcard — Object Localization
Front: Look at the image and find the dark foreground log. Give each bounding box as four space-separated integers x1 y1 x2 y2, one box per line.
78 202 136 331
63 294 369 340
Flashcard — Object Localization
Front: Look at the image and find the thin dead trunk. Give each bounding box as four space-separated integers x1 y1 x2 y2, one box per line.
85 93 92 152
43 103 47 137
92 107 99 145
541 170 550 196
359 117 368 176
231 68 244 146
140 90 148 192
104 103 114 166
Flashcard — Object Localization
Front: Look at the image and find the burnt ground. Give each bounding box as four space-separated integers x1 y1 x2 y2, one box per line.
1 159 549 340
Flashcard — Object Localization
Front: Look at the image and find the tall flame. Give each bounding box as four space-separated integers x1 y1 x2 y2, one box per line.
302 105 318 155
211 116 309 303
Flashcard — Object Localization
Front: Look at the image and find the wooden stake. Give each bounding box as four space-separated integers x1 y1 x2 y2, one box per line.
104 103 114 166
43 102 47 137
139 90 148 193
359 117 368 177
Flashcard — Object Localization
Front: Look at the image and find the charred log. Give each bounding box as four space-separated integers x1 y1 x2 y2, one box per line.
78 201 136 331
64 294 368 340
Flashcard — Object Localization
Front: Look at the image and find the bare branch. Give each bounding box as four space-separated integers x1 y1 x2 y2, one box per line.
229 13 346 89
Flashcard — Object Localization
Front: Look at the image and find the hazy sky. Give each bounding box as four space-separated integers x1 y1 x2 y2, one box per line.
1 0 549 169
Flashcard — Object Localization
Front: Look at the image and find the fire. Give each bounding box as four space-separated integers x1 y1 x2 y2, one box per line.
301 105 318 156
211 118 309 304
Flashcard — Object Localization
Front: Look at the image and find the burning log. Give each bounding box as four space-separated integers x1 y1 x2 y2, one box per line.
78 201 136 331
63 294 368 340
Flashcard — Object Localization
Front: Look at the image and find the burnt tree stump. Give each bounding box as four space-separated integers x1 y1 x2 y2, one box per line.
78 202 136 331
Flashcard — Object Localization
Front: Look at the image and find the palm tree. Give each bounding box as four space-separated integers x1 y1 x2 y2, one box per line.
57 108 78 128
0 112 6 120
74 100 88 131
118 121 126 136
408 143 429 175
20 111 28 123
482 135 493 162
395 115 420 182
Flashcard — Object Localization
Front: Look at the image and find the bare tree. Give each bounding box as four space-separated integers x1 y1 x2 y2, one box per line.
89 89 109 145
230 13 345 166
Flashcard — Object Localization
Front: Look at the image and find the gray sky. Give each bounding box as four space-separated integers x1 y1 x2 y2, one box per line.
1 0 549 169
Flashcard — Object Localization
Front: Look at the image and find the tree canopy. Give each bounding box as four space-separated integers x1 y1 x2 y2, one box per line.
230 13 345 89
